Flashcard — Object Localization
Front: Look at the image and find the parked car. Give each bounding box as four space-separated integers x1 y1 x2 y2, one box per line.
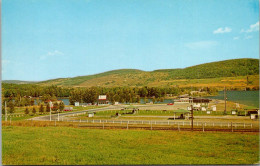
167 103 174 105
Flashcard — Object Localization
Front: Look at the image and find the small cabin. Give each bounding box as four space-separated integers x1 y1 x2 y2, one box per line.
231 109 237 115
88 112 94 117
211 105 217 111
75 102 80 106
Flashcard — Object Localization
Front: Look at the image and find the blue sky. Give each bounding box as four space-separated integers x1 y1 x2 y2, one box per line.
2 0 259 81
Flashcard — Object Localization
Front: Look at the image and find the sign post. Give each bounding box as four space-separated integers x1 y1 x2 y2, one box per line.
5 101 7 122
49 101 52 121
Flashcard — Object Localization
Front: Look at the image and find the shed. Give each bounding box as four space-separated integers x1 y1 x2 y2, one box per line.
250 114 258 120
231 109 237 115
201 107 207 111
211 105 217 111
172 109 190 120
88 112 94 117
75 102 80 106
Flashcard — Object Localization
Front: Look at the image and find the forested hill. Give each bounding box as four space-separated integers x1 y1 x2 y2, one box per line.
3 58 259 88
153 58 259 79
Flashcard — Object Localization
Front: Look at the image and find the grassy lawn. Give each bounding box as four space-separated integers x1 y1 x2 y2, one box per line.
2 126 259 165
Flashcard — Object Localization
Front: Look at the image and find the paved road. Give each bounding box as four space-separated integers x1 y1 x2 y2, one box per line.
31 105 124 121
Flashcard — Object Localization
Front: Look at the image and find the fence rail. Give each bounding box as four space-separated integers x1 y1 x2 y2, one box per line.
2 118 258 132
29 118 258 130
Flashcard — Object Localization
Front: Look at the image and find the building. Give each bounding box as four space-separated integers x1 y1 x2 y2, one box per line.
64 107 73 111
174 94 190 103
88 112 94 117
97 95 109 105
190 98 211 105
75 102 80 106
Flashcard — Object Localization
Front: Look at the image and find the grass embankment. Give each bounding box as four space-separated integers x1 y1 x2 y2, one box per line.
2 126 259 165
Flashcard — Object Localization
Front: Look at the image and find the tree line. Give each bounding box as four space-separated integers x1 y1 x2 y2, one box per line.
2 83 218 110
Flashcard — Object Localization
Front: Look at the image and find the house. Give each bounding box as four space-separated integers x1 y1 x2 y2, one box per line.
190 98 211 105
64 107 73 111
97 95 109 105
174 94 190 103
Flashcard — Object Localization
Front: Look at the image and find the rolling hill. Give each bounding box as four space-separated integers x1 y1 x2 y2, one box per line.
33 58 259 88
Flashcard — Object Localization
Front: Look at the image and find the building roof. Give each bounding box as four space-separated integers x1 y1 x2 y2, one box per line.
173 109 190 113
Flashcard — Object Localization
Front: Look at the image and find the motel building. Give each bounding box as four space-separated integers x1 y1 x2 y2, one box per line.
97 95 109 105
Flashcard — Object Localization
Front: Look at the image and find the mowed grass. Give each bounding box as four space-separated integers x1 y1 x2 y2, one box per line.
2 126 259 165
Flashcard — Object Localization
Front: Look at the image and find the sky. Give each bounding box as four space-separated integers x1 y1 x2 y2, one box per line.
2 0 259 81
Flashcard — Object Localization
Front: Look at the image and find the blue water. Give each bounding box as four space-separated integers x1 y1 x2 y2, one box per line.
206 91 259 108
35 91 259 108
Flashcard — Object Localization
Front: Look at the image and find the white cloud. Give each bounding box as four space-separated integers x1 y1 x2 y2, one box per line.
233 36 239 40
213 27 232 34
185 41 218 49
245 35 253 39
241 21 259 33
40 50 64 60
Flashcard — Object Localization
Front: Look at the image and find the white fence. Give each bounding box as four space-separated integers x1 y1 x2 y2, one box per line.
53 118 255 129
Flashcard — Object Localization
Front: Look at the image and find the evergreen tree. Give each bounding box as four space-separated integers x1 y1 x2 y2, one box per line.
24 107 29 115
32 107 36 114
8 101 15 114
46 104 50 112
39 104 44 114
59 102 65 112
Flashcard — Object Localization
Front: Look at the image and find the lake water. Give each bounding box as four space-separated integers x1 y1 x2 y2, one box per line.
206 91 259 108
35 91 259 108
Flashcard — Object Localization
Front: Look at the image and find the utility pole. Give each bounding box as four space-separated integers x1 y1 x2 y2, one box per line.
191 88 194 131
191 104 194 131
49 101 52 121
224 87 227 115
5 101 7 122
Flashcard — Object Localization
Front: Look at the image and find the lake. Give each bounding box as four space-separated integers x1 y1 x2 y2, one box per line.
206 91 259 108
36 91 259 108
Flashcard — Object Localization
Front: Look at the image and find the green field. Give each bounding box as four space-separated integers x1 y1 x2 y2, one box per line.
2 126 259 165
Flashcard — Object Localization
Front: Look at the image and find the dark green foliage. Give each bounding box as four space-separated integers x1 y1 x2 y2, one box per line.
7 101 15 114
52 102 59 112
155 58 259 79
36 58 260 86
24 107 29 115
59 102 65 112
46 104 50 112
39 104 44 114
32 107 36 114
